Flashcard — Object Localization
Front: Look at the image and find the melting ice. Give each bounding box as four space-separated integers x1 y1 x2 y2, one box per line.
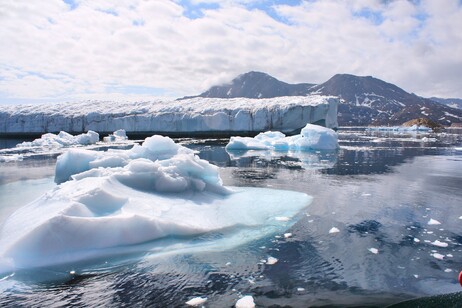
0 135 311 274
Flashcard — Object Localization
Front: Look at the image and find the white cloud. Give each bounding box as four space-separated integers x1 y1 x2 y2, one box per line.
0 0 461 104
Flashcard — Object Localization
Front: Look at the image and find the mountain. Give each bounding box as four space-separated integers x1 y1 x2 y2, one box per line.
184 71 315 99
429 97 462 110
185 72 462 126
311 74 462 126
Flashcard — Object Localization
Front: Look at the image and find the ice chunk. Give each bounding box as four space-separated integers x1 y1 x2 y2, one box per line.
226 124 338 151
186 297 207 306
0 137 312 273
103 129 128 142
431 240 448 248
284 233 292 238
428 218 441 225
17 130 99 149
267 256 278 265
235 295 255 308
329 227 340 234
432 253 444 260
368 248 379 254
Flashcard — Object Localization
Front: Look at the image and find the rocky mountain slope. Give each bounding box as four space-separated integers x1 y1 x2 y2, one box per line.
186 72 462 126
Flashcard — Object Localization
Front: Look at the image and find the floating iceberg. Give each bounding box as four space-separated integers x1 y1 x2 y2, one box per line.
103 129 128 142
0 96 338 136
226 124 339 151
0 136 311 274
17 130 99 149
366 125 432 132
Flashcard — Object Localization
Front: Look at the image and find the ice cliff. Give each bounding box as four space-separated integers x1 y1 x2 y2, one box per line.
0 96 338 136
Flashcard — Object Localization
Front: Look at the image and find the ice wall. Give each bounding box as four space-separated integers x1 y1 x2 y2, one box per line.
0 96 338 136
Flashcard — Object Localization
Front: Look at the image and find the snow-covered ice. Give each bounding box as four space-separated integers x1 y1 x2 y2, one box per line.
0 96 339 135
0 136 312 273
226 124 339 151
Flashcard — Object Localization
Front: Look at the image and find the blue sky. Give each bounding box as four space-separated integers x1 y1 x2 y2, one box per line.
0 0 461 104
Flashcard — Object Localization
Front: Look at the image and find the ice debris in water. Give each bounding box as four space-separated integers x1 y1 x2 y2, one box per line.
432 253 445 260
428 218 441 225
186 297 207 306
368 248 379 254
17 130 99 148
103 129 128 142
284 233 292 238
226 124 339 151
267 257 278 265
329 227 340 234
431 240 448 248
235 295 255 308
0 135 312 273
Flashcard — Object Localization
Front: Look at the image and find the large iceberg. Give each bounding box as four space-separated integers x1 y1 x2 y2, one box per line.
0 96 338 136
226 124 339 151
0 136 311 273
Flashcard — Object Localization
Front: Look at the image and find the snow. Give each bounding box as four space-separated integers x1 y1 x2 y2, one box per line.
226 124 339 151
235 296 255 308
17 130 99 149
0 96 339 135
0 136 312 273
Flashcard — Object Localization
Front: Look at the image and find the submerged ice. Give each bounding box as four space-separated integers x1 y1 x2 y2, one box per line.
0 136 311 273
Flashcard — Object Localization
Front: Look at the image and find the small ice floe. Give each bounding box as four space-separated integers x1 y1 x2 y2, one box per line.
267 257 278 265
275 216 290 222
308 220 314 223
428 219 441 225
413 238 420 243
186 297 207 306
297 287 305 292
432 253 445 260
447 254 453 258
414 274 419 279
361 193 371 197
459 216 462 220
284 233 292 238
444 269 453 273
248 278 256 284
235 295 255 308
368 248 379 254
329 227 340 234
226 262 232 266
69 270 76 275
431 240 448 248
426 231 434 234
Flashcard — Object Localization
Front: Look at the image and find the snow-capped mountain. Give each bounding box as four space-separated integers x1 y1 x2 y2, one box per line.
188 72 462 126
429 97 462 110
184 71 315 99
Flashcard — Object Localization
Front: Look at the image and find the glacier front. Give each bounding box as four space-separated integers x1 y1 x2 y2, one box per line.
0 96 338 136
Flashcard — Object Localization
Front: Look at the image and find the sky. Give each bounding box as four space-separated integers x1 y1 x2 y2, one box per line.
0 0 462 104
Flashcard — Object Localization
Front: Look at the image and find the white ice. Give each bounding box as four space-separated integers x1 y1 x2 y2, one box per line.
103 129 128 142
235 295 255 308
186 297 207 306
17 131 99 149
366 125 432 132
0 136 311 274
0 96 339 134
226 124 339 152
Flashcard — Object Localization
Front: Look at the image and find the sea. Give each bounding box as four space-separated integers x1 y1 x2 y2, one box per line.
0 128 461 307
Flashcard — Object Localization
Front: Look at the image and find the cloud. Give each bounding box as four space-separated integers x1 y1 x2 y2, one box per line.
0 0 461 104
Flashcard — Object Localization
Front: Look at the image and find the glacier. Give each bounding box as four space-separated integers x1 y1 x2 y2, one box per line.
0 136 311 274
0 96 338 136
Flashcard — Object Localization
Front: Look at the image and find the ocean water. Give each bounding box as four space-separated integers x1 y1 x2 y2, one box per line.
0 128 461 307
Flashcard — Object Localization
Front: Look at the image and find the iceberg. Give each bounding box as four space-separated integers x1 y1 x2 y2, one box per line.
226 124 339 151
366 125 432 132
17 130 99 149
0 136 311 274
0 96 338 136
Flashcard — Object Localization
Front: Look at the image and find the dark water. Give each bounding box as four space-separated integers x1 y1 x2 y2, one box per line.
0 128 461 307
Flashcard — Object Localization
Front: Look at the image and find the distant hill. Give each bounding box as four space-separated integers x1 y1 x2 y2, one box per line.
429 97 462 110
183 71 315 99
184 72 462 126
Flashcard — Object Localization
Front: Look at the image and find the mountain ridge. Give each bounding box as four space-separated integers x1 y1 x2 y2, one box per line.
184 71 462 126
